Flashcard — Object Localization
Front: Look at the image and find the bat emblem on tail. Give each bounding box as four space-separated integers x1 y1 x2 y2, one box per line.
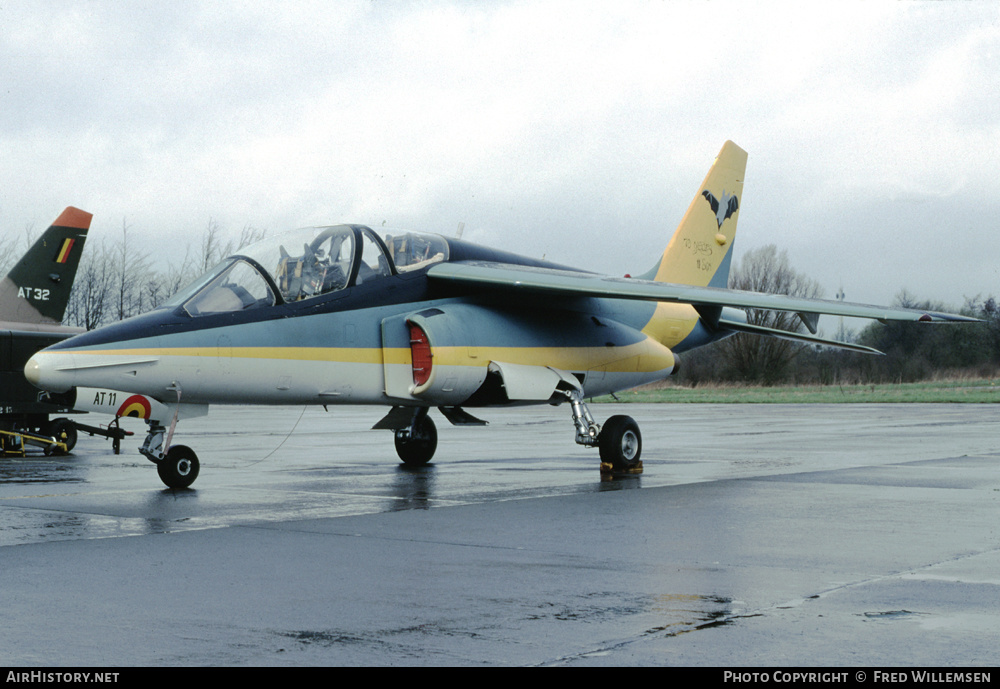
702 189 739 229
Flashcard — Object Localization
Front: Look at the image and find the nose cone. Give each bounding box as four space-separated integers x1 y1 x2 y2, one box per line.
24 355 41 386
24 352 74 393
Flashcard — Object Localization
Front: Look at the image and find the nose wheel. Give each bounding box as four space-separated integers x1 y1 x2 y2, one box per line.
156 444 200 489
140 386 202 489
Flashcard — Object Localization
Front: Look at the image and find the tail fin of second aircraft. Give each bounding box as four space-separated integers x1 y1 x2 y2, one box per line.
0 207 91 325
642 141 747 288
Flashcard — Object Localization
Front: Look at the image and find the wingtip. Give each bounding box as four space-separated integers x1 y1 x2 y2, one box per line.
922 312 982 323
53 206 93 230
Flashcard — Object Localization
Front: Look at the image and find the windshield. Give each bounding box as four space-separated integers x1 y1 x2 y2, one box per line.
165 258 277 317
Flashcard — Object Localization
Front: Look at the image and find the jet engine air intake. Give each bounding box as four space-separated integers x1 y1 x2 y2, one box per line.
408 321 432 387
393 309 490 404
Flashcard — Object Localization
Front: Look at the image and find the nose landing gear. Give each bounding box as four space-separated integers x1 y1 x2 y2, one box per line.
139 385 201 489
140 420 201 490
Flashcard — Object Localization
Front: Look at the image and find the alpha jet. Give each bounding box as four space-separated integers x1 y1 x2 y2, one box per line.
1 207 89 452
24 142 976 488
1 207 168 454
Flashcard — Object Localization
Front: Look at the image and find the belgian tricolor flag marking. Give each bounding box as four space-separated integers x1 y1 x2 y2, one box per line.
55 238 75 264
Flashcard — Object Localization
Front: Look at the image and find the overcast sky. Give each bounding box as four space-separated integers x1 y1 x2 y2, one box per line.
3 0 998 314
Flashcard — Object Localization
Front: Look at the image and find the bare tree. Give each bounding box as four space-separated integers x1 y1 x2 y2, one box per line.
197 218 266 273
718 244 824 385
54 214 273 330
199 218 223 273
150 245 197 307
853 291 997 382
65 238 114 330
0 223 39 276
234 223 267 252
113 218 153 321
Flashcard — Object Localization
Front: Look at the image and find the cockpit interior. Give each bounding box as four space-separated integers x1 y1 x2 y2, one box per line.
166 225 450 317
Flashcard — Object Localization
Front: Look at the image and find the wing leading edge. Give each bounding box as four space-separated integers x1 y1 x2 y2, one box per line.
427 261 978 325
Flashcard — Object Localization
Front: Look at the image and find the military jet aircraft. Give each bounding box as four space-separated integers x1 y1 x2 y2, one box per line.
24 142 977 488
1 207 90 451
1 207 167 454
0 206 90 332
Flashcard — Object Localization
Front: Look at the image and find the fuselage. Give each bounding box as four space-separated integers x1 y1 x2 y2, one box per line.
25 226 724 413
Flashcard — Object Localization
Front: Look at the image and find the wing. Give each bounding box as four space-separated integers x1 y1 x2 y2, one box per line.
427 261 979 324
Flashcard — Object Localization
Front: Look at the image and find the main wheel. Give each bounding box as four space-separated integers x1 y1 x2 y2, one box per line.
599 415 642 472
394 415 437 466
157 444 200 489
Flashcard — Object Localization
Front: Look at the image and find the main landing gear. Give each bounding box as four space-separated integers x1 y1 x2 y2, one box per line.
564 390 642 476
393 407 438 467
138 395 638 488
381 394 641 476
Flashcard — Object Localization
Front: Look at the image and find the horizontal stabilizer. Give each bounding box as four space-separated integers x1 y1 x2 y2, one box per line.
718 318 883 354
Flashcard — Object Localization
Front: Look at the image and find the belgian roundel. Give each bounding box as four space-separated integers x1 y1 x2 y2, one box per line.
116 395 153 419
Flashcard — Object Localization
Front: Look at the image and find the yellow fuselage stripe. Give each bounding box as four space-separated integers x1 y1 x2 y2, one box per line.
72 340 676 374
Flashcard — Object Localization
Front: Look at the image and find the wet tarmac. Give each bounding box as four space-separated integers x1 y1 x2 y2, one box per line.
1 403 998 666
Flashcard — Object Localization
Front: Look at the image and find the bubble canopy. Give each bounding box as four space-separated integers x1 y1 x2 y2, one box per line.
164 225 449 317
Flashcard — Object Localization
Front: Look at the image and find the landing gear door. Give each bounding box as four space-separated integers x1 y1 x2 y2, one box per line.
488 361 583 402
381 314 417 401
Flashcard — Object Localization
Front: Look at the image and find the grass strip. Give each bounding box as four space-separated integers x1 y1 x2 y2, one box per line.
595 379 1000 403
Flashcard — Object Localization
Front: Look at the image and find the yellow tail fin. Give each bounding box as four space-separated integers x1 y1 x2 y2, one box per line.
646 141 747 288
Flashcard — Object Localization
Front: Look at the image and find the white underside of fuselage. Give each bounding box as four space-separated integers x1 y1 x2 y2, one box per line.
27 350 672 409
